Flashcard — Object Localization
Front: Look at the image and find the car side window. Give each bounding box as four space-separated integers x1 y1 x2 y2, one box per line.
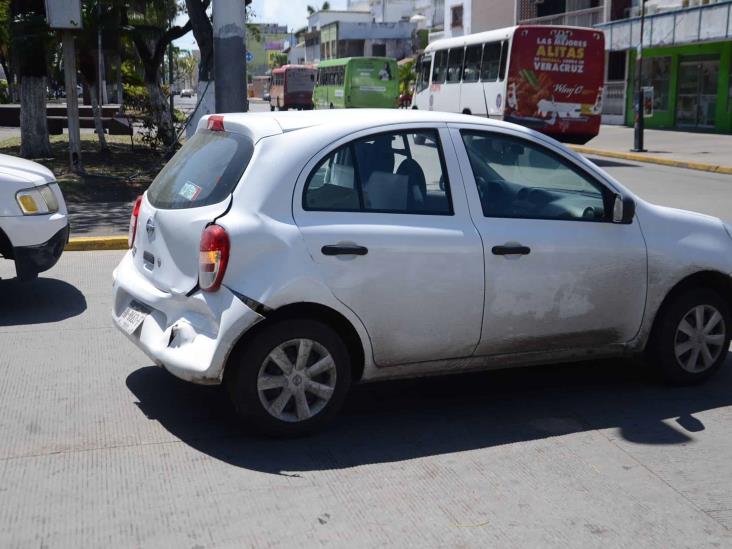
303 145 360 211
303 130 453 215
461 131 611 221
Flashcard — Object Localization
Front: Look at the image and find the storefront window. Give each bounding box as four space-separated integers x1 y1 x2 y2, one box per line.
641 56 671 112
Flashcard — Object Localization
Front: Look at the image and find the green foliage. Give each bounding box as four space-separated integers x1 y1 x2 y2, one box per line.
417 29 429 51
269 52 288 69
0 79 8 103
399 59 416 96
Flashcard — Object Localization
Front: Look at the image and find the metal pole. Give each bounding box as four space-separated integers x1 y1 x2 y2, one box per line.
632 0 646 152
213 0 247 113
62 31 82 173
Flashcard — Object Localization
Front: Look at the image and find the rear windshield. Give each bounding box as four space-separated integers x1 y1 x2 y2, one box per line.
146 130 254 209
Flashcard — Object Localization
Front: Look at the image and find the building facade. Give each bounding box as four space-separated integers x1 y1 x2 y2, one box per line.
246 23 290 77
319 20 416 60
597 0 732 132
441 0 515 38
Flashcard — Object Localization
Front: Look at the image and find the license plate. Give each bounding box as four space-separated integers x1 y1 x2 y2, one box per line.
118 300 151 335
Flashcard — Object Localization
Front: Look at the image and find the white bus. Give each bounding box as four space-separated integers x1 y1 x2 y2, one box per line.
412 25 606 144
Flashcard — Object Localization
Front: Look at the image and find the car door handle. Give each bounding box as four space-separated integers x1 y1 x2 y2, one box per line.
492 245 531 256
321 245 369 256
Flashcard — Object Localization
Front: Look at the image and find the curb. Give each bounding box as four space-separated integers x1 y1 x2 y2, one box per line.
569 145 732 175
65 236 128 251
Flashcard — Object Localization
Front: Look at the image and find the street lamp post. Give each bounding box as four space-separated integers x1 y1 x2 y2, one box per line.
632 0 647 152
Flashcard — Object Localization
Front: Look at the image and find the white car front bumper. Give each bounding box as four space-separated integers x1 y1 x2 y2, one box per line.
112 251 264 384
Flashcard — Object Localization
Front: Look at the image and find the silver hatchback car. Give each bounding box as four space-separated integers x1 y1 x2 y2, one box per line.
114 110 732 436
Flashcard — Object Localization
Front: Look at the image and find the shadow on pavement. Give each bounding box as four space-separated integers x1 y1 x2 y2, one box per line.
126 354 732 475
0 277 87 326
585 157 639 169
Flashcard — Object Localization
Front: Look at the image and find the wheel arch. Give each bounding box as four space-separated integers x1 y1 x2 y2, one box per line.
225 301 366 383
0 226 13 259
648 270 732 347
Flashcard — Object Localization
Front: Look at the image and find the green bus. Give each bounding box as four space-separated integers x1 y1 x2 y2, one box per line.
313 57 399 109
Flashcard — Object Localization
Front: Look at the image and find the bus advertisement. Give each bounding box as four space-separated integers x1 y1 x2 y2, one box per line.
504 27 605 143
413 25 605 144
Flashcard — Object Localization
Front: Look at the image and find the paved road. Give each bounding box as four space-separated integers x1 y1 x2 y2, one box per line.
4 199 732 544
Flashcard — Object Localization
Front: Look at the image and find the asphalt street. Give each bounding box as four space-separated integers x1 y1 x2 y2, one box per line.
3 157 732 546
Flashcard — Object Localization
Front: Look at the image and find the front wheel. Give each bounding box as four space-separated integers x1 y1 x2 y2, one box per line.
225 319 352 437
647 288 731 384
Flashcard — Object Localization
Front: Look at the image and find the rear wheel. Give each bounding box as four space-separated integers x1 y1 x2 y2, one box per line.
648 288 731 384
225 319 352 437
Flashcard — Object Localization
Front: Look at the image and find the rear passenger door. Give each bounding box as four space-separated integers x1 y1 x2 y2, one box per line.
293 126 485 367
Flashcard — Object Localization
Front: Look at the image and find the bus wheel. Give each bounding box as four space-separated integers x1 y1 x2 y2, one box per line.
329 103 334 109
270 105 275 112
462 108 472 115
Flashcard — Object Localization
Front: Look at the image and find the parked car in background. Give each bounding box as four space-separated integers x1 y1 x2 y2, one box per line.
180 89 194 98
0 155 68 280
314 57 399 109
114 110 732 437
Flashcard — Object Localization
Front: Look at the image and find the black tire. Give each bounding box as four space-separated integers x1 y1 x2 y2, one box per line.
647 288 731 384
270 105 275 112
225 318 352 437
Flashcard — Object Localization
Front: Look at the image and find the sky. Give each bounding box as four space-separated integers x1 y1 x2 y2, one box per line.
174 0 349 51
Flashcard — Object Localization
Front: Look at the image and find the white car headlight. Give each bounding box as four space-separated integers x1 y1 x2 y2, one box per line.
15 184 59 215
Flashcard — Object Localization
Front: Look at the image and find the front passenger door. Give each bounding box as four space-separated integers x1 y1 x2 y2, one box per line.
452 127 648 356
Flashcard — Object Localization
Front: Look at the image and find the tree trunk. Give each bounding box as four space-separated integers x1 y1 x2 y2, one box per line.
146 77 175 147
88 82 109 152
19 75 51 158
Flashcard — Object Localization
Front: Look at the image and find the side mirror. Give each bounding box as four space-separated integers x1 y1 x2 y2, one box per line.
613 194 636 224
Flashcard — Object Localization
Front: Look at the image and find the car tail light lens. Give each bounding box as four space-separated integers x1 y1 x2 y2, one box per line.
199 224 230 292
128 195 142 248
207 115 225 131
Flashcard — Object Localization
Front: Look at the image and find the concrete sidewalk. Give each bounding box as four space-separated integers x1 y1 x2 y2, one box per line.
580 126 732 173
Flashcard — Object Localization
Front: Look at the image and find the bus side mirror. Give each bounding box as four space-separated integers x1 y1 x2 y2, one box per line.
613 194 635 224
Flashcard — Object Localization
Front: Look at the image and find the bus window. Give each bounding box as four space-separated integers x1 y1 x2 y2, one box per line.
498 41 508 81
463 45 482 83
447 48 463 83
433 50 447 84
416 56 431 92
481 42 501 81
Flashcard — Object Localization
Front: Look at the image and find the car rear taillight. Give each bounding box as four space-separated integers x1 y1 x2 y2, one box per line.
207 115 225 131
128 195 142 248
199 224 230 292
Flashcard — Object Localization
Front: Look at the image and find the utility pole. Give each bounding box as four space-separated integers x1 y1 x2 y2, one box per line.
632 0 646 152
62 31 82 173
46 0 83 173
213 0 247 113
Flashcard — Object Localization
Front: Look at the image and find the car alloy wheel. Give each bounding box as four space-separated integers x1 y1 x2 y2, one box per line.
674 304 727 373
257 338 337 422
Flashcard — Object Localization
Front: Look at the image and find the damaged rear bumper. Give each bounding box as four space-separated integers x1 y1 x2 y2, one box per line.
112 251 264 384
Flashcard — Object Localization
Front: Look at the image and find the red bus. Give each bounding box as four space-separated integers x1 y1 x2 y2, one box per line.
269 65 317 111
413 26 605 144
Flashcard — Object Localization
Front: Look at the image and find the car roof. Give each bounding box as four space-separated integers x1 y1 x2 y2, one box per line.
199 109 539 143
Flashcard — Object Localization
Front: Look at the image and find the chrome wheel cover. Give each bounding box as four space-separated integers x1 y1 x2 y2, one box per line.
257 338 337 423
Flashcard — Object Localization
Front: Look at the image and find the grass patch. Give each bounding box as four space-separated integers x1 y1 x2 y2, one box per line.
0 133 169 202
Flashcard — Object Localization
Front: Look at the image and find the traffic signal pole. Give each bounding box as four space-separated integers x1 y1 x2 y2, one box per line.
212 0 247 113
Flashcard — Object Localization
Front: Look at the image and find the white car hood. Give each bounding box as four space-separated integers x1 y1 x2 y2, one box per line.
0 153 56 187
